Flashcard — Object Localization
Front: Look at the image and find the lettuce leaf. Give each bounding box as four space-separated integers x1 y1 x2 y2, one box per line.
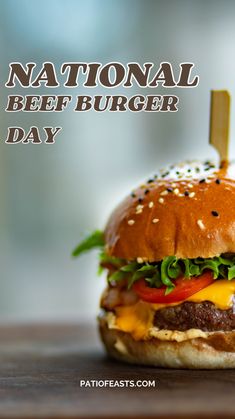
103 254 235 292
72 230 105 257
72 230 235 293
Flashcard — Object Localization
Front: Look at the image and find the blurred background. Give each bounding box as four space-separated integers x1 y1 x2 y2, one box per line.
0 0 234 321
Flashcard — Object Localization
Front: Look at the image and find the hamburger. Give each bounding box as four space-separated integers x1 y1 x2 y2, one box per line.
73 159 235 369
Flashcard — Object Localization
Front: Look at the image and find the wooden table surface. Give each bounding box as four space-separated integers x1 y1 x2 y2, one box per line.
0 322 234 418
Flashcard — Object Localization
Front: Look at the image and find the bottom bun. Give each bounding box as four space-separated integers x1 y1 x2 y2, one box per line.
99 316 235 369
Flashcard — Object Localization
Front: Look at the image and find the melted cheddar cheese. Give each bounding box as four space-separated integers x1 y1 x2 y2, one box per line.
115 301 154 340
187 279 235 308
152 279 235 311
109 280 235 341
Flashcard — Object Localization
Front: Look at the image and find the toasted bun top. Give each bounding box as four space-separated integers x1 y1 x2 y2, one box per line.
104 160 235 261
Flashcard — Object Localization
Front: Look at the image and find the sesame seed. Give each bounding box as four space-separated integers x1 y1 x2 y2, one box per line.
197 219 205 230
152 218 159 224
171 183 177 188
144 189 150 195
199 179 206 183
131 192 136 198
189 192 195 198
167 187 173 193
127 219 135 225
160 190 168 196
188 184 193 188
215 179 221 184
138 198 143 203
137 257 144 264
211 210 219 217
136 204 144 210
147 179 154 184
173 188 179 195
158 197 164 204
184 191 189 196
162 171 170 178
148 201 154 208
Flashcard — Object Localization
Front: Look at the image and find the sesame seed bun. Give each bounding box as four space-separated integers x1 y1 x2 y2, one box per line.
99 316 235 369
105 160 235 261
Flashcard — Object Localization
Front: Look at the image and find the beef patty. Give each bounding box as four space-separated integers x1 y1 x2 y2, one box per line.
154 301 235 332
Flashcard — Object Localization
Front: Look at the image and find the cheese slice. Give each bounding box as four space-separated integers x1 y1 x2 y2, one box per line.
111 280 235 340
115 301 154 340
187 279 235 308
153 279 235 311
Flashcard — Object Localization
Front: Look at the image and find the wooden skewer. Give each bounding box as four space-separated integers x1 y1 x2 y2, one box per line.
209 90 230 163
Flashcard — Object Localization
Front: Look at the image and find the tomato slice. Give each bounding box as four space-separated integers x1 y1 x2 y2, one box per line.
133 271 214 304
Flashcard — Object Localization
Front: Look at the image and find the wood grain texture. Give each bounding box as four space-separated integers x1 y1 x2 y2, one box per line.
0 323 234 418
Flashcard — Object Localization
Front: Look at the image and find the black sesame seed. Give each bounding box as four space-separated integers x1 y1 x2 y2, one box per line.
184 191 189 196
187 169 191 173
199 179 206 183
138 198 143 203
215 179 221 184
204 167 210 171
195 167 200 173
176 171 180 175
167 187 173 193
211 210 219 217
161 171 170 178
131 192 136 198
147 179 154 184
204 160 210 165
154 174 158 179
144 189 150 195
